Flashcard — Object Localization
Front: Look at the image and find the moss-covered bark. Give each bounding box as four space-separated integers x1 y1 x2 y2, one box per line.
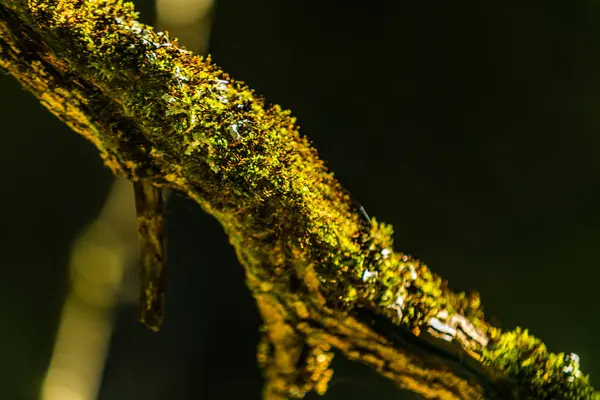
0 0 597 398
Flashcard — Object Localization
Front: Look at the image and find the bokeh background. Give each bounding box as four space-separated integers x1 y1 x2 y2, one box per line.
1 1 599 399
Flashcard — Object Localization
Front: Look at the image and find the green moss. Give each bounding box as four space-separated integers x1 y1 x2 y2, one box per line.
482 327 599 399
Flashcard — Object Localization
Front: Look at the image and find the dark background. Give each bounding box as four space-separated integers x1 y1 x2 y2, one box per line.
1 0 599 399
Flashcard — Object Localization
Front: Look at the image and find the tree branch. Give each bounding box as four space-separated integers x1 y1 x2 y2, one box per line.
0 0 597 398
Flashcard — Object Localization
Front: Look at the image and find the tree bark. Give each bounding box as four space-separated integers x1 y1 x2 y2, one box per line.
0 0 596 398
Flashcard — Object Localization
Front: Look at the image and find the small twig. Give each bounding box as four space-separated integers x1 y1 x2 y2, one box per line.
133 180 167 331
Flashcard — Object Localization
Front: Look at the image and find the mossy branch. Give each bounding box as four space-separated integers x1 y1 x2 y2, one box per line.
0 0 597 398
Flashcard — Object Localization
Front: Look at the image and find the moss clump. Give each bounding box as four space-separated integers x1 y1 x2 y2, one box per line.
483 327 598 399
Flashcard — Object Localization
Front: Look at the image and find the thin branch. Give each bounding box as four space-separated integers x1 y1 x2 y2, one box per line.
0 0 597 398
133 180 167 331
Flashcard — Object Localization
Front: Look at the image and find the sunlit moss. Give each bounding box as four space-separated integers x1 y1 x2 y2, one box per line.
482 328 599 399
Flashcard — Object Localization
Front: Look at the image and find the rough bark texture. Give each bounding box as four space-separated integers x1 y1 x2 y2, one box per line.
0 0 597 398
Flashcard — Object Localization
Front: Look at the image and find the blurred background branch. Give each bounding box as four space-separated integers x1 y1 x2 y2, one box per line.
40 178 137 400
